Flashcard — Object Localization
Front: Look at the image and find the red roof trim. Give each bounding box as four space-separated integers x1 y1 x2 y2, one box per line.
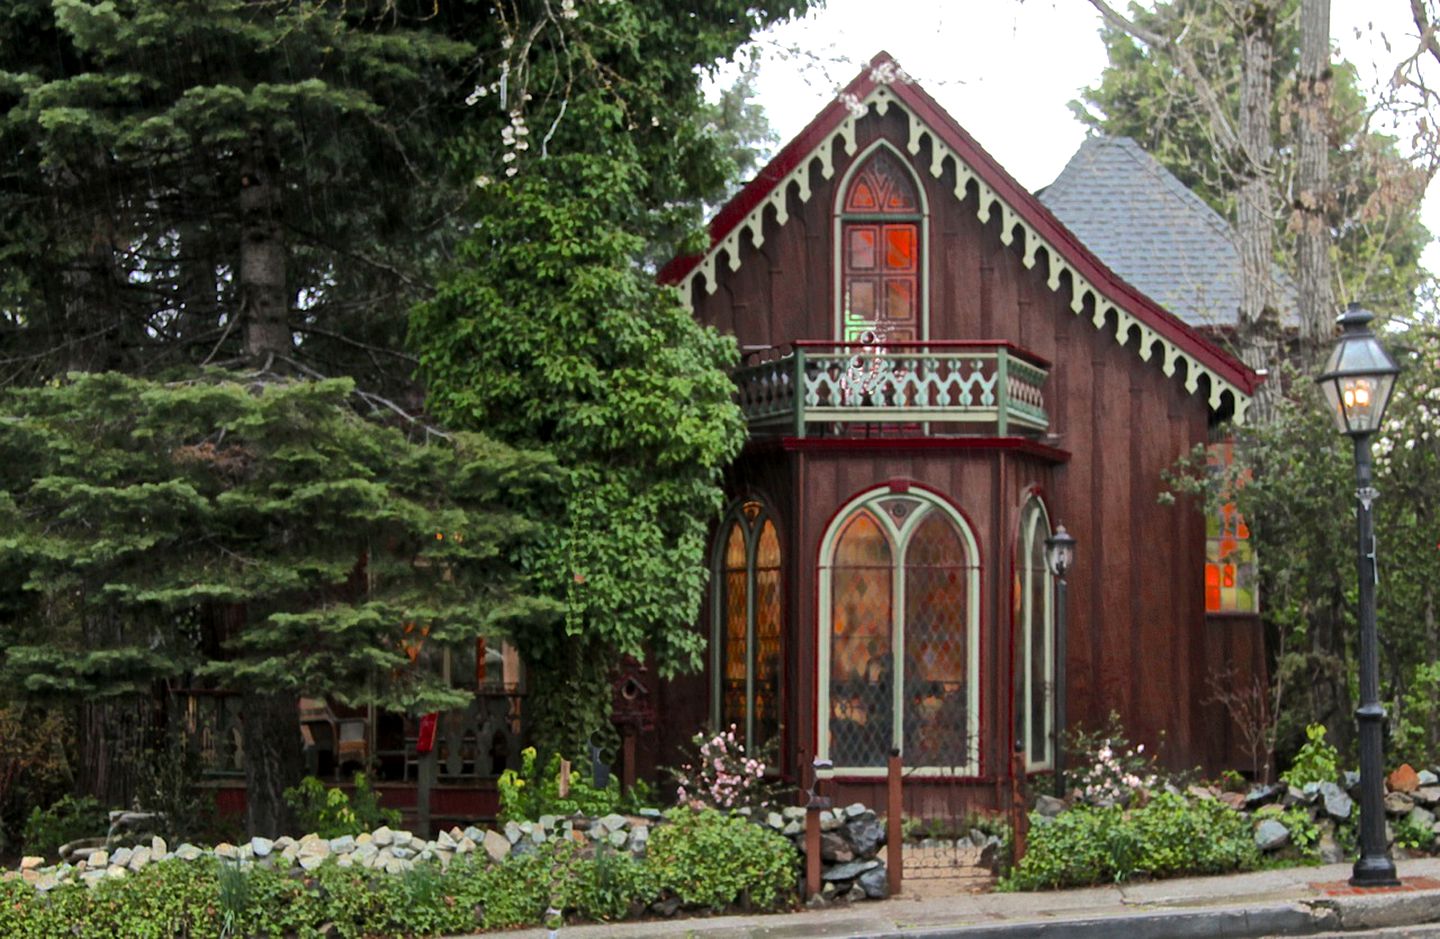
660 51 1260 399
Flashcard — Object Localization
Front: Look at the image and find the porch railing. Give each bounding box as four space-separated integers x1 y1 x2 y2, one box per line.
734 341 1050 437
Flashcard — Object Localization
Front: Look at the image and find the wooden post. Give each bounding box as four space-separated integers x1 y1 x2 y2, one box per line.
558 759 571 799
417 747 436 837
886 748 902 898
805 802 822 899
621 730 637 794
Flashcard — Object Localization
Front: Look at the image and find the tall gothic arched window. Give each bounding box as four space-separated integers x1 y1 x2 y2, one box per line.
713 500 783 750
838 147 924 343
1014 496 1054 771
819 486 979 774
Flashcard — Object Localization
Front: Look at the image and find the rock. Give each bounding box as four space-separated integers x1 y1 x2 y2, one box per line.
111 847 134 867
783 806 807 820
1319 781 1354 820
1409 806 1437 830
1420 770 1439 787
1386 792 1416 816
483 829 511 863
1318 830 1345 864
538 815 558 830
372 826 394 846
608 829 628 849
299 855 325 872
336 854 354 869
1284 785 1317 807
299 839 330 860
782 821 802 837
845 803 872 819
979 839 999 871
250 837 274 858
390 846 415 860
767 812 784 830
175 844 202 861
844 884 867 903
34 873 59 892
1345 770 1361 794
456 837 476 855
847 817 885 856
128 846 152 871
1255 819 1291 851
1245 784 1283 808
638 807 663 820
823 859 880 882
805 893 830 910
1035 794 1066 817
652 896 683 917
19 857 42 871
858 864 889 899
504 821 523 844
1390 764 1422 793
599 813 627 832
819 810 842 832
1417 787 1440 806
626 826 649 855
437 830 457 850
1220 791 1247 810
392 830 414 849
328 835 354 854
819 832 854 863
1187 785 1216 802
88 851 109 868
151 836 167 856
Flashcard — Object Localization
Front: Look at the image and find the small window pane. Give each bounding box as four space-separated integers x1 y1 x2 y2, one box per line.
754 521 782 748
884 225 916 271
849 228 877 270
720 522 748 733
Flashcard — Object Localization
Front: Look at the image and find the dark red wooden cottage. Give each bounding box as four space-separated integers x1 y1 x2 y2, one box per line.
649 53 1266 815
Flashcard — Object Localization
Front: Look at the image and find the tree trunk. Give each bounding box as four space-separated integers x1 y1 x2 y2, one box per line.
1235 1 1282 424
1295 0 1334 349
240 690 304 837
239 131 289 366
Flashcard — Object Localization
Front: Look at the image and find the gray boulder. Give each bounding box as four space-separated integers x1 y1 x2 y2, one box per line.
823 858 880 881
847 816 885 857
1319 781 1353 820
858 864 889 899
1255 819 1291 851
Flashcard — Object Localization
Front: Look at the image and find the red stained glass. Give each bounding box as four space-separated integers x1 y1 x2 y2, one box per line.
844 149 918 213
849 228 877 270
885 226 916 270
842 152 921 342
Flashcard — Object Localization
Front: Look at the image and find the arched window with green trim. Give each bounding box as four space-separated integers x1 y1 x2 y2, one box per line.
712 500 783 750
819 486 979 774
1015 495 1054 771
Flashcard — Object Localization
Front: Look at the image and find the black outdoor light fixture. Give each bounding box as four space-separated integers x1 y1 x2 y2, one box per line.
1045 524 1077 797
1316 303 1401 888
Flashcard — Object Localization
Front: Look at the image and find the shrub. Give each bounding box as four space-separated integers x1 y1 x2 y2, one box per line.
645 807 798 911
282 773 399 838
22 794 107 859
1279 724 1339 788
1064 712 1161 804
671 726 783 811
497 747 652 824
1002 794 1260 890
1394 814 1436 852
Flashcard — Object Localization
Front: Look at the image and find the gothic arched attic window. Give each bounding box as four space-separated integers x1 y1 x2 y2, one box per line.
839 147 924 343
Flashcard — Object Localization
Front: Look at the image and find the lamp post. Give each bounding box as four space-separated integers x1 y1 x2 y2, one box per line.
1316 303 1401 888
1045 524 1076 798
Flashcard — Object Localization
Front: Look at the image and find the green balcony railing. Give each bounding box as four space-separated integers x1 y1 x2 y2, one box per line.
734 340 1050 438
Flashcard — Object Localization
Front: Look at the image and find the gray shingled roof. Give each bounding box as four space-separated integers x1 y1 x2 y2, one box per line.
1038 136 1296 330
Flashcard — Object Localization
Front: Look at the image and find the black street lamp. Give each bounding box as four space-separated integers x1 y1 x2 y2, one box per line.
1045 524 1077 798
1316 303 1401 888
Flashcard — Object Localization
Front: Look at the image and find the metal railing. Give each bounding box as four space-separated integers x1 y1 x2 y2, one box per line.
734 341 1050 437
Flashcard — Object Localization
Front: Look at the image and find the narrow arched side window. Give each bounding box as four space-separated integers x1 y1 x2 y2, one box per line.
712 500 784 751
836 145 925 343
819 487 979 775
1016 496 1054 771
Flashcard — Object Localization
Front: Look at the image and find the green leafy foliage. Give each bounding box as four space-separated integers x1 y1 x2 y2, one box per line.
645 808 798 911
1002 794 1261 890
21 795 107 859
1280 724 1340 788
283 773 399 838
497 747 653 824
1394 814 1436 852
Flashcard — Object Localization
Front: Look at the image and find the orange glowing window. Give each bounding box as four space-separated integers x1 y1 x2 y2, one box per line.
841 149 921 343
1205 443 1258 613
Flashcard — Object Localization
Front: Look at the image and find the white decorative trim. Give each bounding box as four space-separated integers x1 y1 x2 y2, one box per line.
680 89 1254 425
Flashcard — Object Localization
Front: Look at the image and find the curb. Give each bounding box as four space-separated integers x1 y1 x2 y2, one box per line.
870 903 1334 939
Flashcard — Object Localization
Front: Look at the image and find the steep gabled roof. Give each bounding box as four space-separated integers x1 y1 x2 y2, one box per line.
1038 136 1298 330
660 52 1262 422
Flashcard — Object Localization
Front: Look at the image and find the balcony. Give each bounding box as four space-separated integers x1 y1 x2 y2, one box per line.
734 341 1051 438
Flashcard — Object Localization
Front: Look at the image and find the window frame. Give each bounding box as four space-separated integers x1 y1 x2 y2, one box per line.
832 141 930 343
710 499 784 751
817 485 981 777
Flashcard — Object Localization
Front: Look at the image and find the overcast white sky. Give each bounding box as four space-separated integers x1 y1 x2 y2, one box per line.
723 0 1440 275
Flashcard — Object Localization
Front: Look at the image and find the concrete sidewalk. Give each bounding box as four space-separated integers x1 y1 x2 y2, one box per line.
498 858 1440 939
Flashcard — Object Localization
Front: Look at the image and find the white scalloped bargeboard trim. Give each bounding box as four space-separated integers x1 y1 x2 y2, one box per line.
679 86 1252 425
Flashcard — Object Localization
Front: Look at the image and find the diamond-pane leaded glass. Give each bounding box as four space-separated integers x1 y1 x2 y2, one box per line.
720 522 748 734
830 511 893 767
903 511 969 767
754 521 782 748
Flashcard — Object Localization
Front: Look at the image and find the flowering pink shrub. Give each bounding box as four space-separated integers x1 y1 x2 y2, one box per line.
1066 713 1161 805
672 726 781 811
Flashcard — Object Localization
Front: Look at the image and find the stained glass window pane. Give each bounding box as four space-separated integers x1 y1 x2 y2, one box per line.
754 520 782 749
884 226 916 271
830 511 893 768
720 522 747 734
902 510 969 767
849 228 877 270
885 279 915 322
1205 443 1258 613
848 279 877 321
